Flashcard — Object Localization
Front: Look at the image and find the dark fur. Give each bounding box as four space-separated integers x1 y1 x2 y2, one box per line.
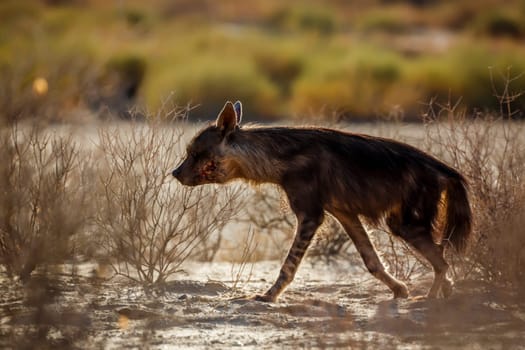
173 101 472 302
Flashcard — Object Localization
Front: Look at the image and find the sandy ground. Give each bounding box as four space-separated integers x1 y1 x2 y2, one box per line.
1 259 524 349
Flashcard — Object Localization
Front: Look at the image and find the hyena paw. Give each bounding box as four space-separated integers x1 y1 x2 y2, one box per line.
250 294 276 303
392 283 409 299
440 279 454 298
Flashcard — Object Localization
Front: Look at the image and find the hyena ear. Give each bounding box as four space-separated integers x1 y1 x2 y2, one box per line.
233 100 242 124
216 101 238 134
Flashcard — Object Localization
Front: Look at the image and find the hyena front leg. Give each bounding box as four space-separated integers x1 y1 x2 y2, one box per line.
253 212 323 302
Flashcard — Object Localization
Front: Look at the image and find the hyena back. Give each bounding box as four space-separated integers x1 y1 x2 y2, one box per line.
172 101 472 302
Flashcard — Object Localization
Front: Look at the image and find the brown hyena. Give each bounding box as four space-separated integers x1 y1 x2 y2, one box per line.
172 101 472 302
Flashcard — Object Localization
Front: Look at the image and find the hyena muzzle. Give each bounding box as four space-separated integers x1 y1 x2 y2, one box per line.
172 101 472 302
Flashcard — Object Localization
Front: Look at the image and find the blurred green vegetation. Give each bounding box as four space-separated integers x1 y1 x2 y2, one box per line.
1 0 525 122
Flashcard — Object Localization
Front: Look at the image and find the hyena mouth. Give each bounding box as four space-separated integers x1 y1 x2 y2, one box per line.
200 160 217 181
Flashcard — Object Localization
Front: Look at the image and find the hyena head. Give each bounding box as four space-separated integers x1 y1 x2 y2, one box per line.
172 100 242 186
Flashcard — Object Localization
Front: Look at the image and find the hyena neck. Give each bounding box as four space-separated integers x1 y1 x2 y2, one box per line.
225 128 285 184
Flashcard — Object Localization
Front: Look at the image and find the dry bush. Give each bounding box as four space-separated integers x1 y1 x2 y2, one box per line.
0 123 91 280
371 229 431 280
227 229 258 297
308 217 351 264
423 109 525 288
94 119 241 285
240 185 294 259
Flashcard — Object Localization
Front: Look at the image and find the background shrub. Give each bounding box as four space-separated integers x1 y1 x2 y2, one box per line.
290 49 407 120
472 11 524 39
146 49 282 120
0 123 92 280
266 6 338 35
3 0 525 122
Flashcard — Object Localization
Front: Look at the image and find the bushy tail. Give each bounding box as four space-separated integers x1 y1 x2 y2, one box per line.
443 176 472 254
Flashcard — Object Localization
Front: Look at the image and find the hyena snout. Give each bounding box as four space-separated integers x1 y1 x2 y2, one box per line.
172 165 194 186
171 166 182 179
172 162 202 186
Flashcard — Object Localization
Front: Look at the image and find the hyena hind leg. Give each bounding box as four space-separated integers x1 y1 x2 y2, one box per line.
334 212 409 299
388 221 452 298
409 235 452 298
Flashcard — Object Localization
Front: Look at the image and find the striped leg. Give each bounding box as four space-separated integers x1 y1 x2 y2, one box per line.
253 214 322 302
